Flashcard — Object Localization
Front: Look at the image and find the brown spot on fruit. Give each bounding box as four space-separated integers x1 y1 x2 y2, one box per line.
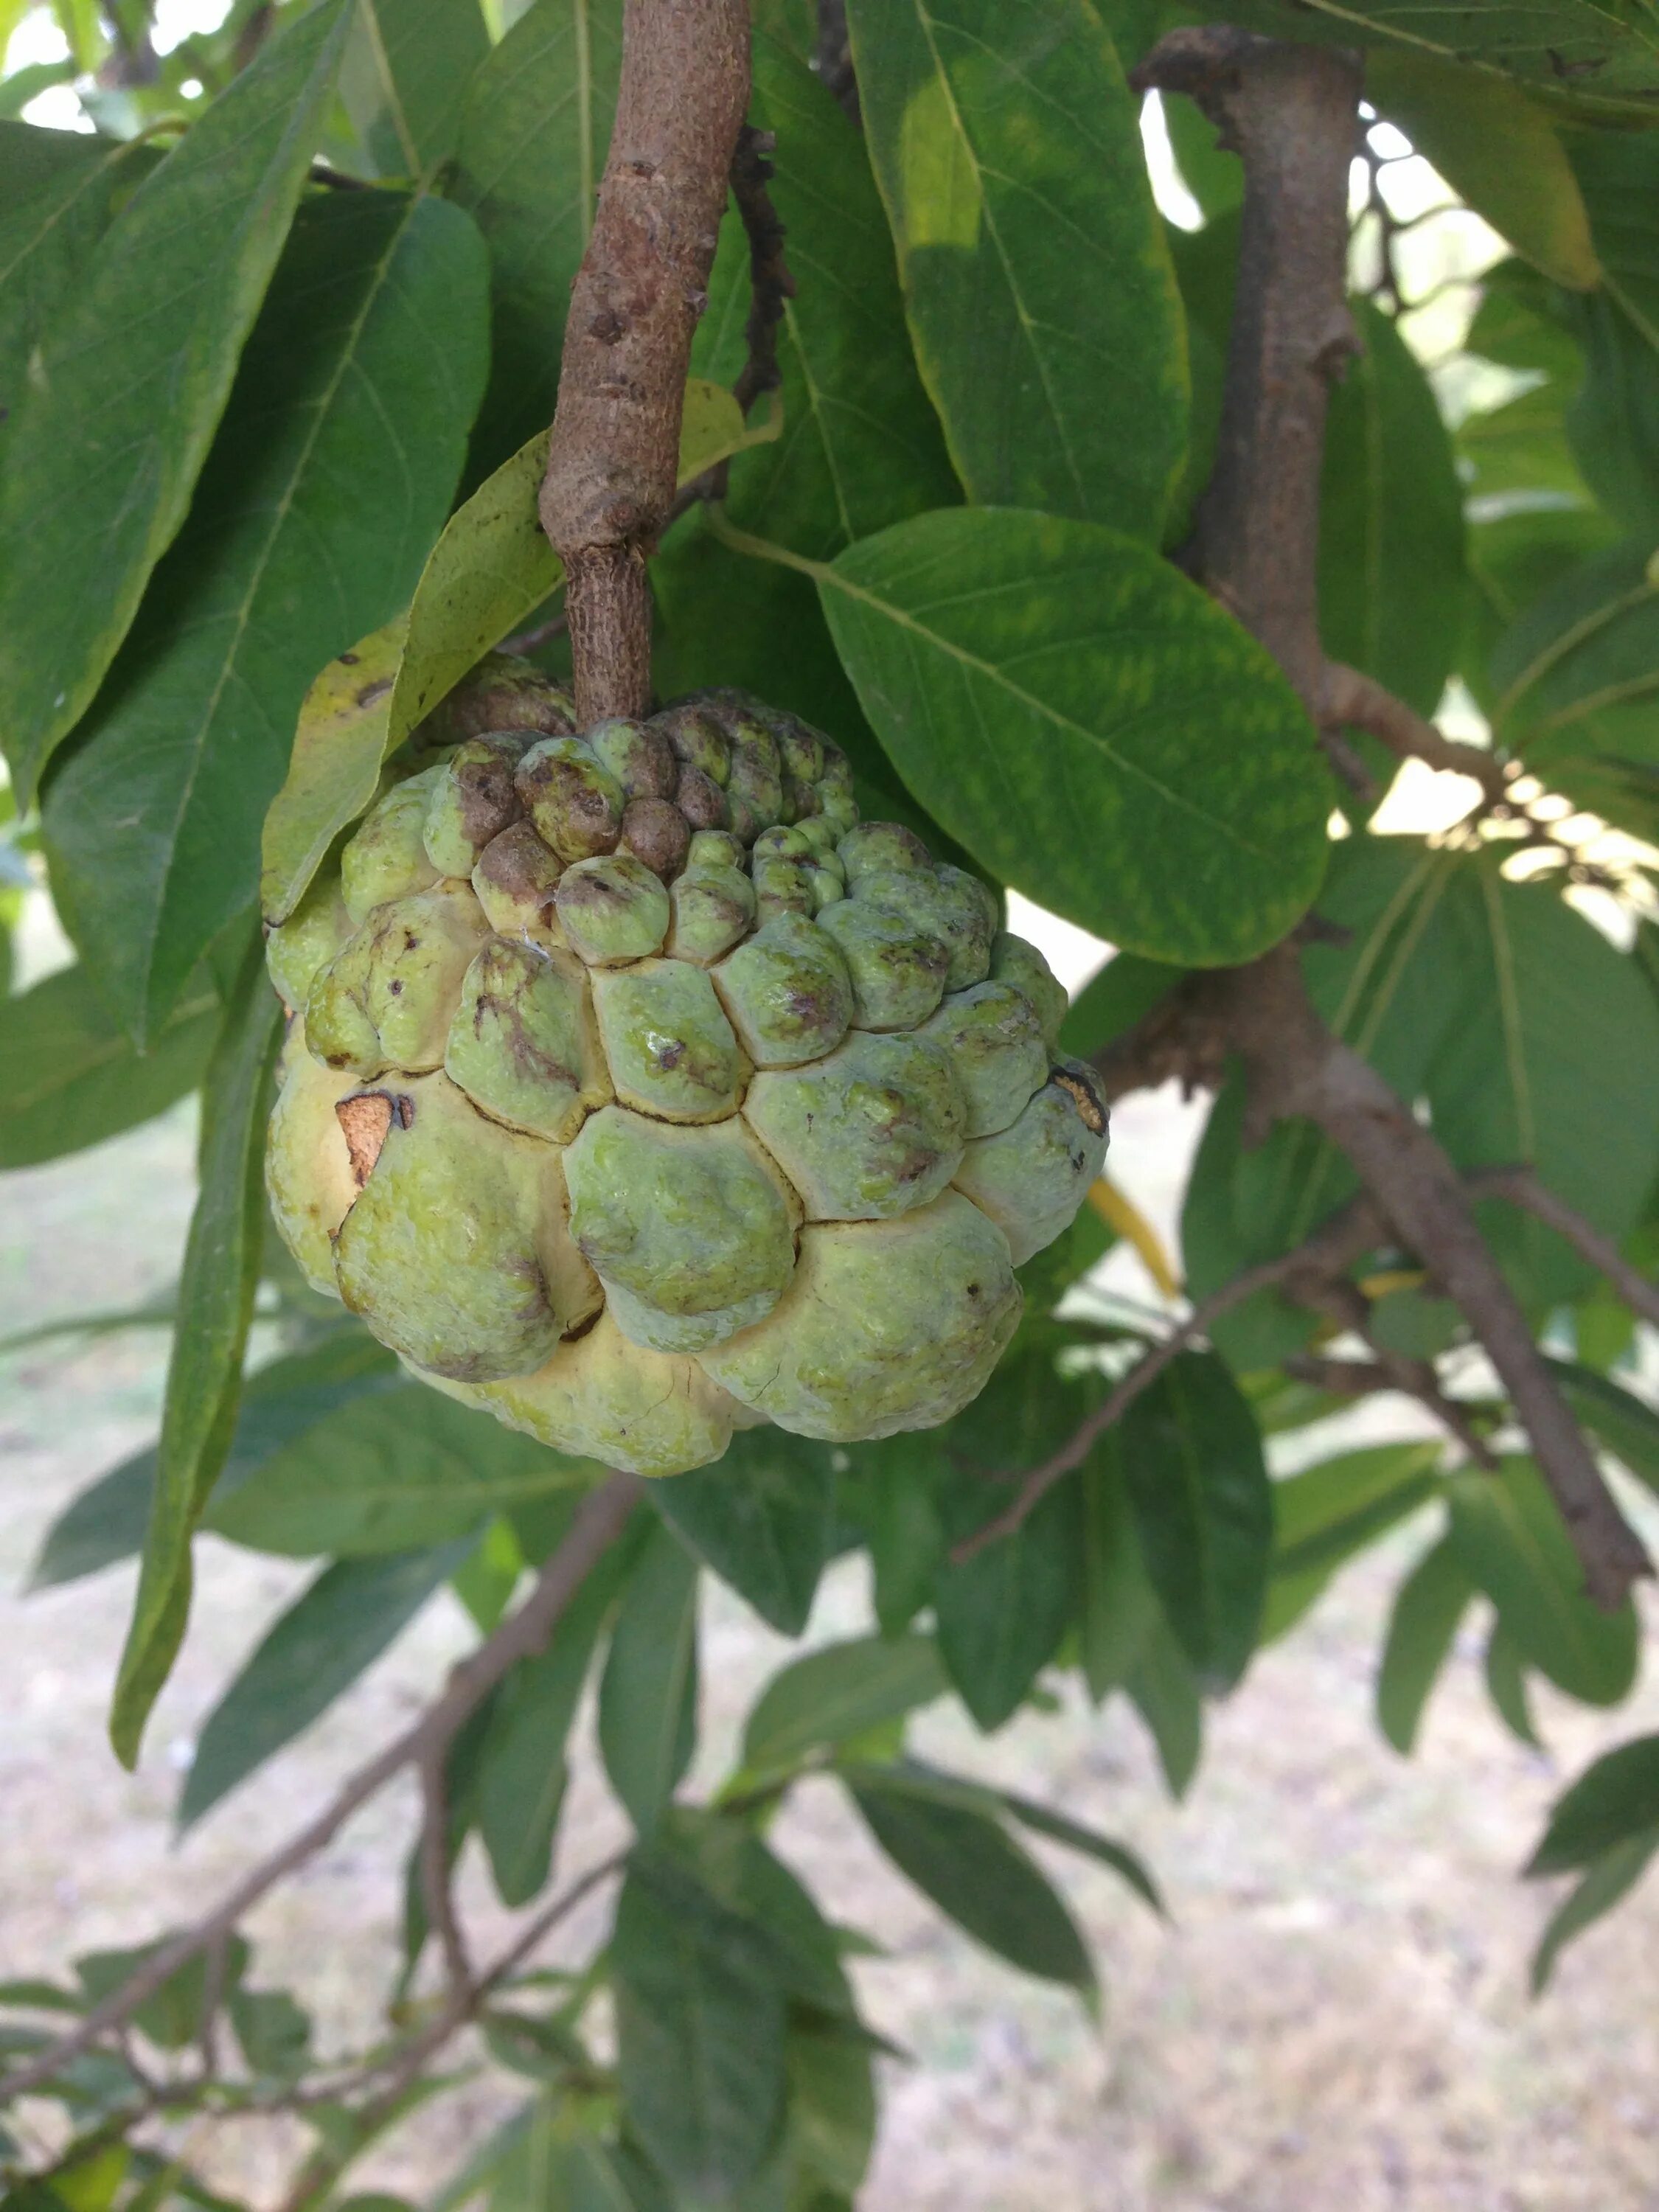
337 1092 396 1185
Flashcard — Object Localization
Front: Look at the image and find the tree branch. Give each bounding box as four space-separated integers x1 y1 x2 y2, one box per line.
540 0 750 721
0 1475 643 2105
729 122 793 417
1470 1166 1659 1333
1321 659 1509 803
417 1746 473 1998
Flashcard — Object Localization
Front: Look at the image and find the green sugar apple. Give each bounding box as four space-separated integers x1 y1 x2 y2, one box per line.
265 655 1107 1478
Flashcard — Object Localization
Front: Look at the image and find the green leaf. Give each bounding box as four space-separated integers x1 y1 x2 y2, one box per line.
1263 1441 1442 1641
933 1478 1076 1732
0 0 353 802
40 191 490 1042
202 1385 599 1557
1562 131 1659 538
1527 1733 1659 1874
178 1543 471 1829
1490 540 1659 838
1448 1458 1638 1705
0 960 218 1169
1319 299 1467 718
76 1934 248 2052
229 1986 313 2080
1210 0 1659 110
598 1523 700 1836
742 1635 947 1775
1077 1445 1159 1700
477 1543 627 1907
1118 1351 1272 1691
647 1809 858 2019
651 1426 835 1635
1375 1531 1473 1755
784 2017 877 2201
0 125 156 444
1530 1833 1659 1995
611 1853 789 2200
849 1766 1093 1989
694 25 960 560
1485 1619 1543 1747
29 1329 398 1588
261 383 754 924
111 949 283 1767
814 506 1328 965
341 0 489 178
845 0 1186 536
1126 1615 1202 1798
852 1436 948 1639
996 1790 1164 1916
1547 1357 1659 1498
450 0 623 475
1367 52 1599 291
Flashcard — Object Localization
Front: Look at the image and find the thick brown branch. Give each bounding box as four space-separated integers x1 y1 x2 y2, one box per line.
540 0 750 720
0 1474 643 2104
1321 660 1509 803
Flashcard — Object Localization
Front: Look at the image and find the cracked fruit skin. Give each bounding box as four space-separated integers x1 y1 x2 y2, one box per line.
263 675 1104 1476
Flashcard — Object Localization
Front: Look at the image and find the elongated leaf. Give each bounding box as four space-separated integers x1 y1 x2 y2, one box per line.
30 1330 398 1588
1367 52 1599 291
815 506 1327 964
1531 1832 1659 1994
933 1478 1076 1732
742 1635 947 1775
1485 1619 1543 1747
785 2015 877 2201
846 0 1186 536
997 1791 1164 1916
650 1426 835 1635
1212 0 1659 109
1264 1441 1442 1641
1319 299 1467 718
1126 1615 1203 1798
1548 1357 1659 1498
1376 1531 1473 1755
111 951 283 1766
849 1768 1093 1989
178 1543 470 1827
0 960 218 1169
77 1935 249 2051
477 1545 626 1906
0 0 353 801
202 1385 599 1557
1118 1351 1271 1691
261 383 754 923
0 124 156 439
1528 1733 1659 1875
341 0 489 178
644 1810 856 2018
41 192 490 1041
1562 132 1659 538
611 1854 788 2199
1078 1446 1159 1700
598 1524 700 1836
692 26 959 559
450 0 624 473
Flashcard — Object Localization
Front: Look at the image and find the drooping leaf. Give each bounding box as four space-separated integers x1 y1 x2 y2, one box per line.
1448 1459 1638 1705
996 1790 1165 1916
1263 1441 1443 1641
202 1385 599 1557
611 1852 789 2199
646 1809 858 2019
1125 1614 1203 1798
340 0 489 179
76 1935 249 2052
785 2016 877 2202
815 506 1328 964
1319 298 1467 718
1367 52 1600 291
111 950 284 1767
692 24 960 560
1077 1444 1160 1701
742 1635 948 1776
845 0 1186 536
598 1523 700 1836
1118 1350 1272 1690
30 1329 398 1588
1527 1733 1659 1874
1485 1619 1544 1747
933 1477 1077 1733
849 1765 1094 1990
450 0 624 475
1562 131 1659 538
41 191 490 1041
1376 1530 1473 1755
0 960 218 1169
651 1425 835 1635
178 1543 472 1828
0 0 354 801
477 1542 629 1907
1530 1832 1659 1994
1548 1357 1659 1499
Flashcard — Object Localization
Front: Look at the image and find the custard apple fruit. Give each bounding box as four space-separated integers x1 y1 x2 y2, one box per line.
265 654 1107 1478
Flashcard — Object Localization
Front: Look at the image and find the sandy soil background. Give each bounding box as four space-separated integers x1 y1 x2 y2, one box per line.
7 1026 1659 2212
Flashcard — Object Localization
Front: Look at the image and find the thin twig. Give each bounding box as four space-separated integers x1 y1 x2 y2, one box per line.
1321 660 1509 803
417 1748 473 1997
0 1475 643 2105
1469 1167 1659 1332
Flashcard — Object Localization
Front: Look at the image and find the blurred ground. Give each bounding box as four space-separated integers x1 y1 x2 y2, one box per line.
7 1034 1659 2212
